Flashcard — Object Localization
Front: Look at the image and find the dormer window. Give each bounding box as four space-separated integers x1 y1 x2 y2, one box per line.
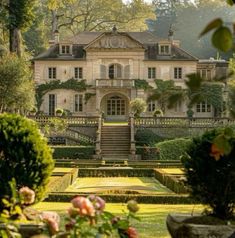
60 45 71 54
159 44 170 55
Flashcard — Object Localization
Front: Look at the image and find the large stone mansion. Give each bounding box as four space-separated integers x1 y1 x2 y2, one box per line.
33 28 228 120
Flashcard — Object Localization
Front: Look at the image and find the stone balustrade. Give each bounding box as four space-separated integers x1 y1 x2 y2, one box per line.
29 116 99 126
95 79 135 88
134 117 235 128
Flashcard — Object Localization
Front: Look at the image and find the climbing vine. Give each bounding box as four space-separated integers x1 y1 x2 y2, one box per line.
134 79 152 90
84 93 96 104
200 82 224 111
35 78 91 110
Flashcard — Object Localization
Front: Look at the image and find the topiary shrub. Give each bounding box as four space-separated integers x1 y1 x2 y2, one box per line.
182 127 235 219
156 138 192 160
135 129 164 146
0 114 54 210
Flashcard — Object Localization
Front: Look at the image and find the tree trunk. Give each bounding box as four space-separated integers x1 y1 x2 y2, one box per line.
51 10 58 35
9 28 22 57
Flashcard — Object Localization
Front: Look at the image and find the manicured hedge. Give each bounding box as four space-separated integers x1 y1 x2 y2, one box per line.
156 138 192 160
78 168 154 177
52 146 95 159
45 193 196 204
47 168 78 193
154 169 188 194
135 129 164 146
136 146 160 160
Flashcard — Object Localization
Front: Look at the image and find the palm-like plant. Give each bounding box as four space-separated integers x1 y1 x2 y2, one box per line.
147 79 185 113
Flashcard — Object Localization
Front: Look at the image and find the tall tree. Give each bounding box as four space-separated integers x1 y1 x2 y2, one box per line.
1 0 37 56
0 54 34 113
44 0 154 36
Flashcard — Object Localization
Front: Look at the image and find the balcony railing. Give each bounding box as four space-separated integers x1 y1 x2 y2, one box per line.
134 117 235 128
96 79 135 88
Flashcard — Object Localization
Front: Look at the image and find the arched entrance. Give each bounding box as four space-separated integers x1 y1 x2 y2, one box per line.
100 93 129 121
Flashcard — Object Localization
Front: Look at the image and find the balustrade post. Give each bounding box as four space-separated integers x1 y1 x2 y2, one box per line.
95 114 102 159
129 114 136 159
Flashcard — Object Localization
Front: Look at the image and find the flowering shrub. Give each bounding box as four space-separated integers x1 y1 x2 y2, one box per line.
182 127 235 219
58 195 139 238
0 182 140 238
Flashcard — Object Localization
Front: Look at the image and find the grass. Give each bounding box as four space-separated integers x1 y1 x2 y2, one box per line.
160 168 184 175
34 203 204 238
53 168 74 173
65 177 173 194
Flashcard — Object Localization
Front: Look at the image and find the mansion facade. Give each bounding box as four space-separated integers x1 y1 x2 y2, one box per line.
33 29 228 120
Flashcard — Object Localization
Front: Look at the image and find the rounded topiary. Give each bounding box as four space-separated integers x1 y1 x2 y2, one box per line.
135 129 164 146
182 127 235 219
0 114 54 210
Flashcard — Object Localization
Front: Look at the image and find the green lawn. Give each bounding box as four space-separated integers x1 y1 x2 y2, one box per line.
65 177 173 194
34 203 204 238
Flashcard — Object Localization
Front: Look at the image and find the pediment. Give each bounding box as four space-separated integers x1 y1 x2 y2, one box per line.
84 33 144 50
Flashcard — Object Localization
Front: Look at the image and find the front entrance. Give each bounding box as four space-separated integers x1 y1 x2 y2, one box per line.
101 94 128 121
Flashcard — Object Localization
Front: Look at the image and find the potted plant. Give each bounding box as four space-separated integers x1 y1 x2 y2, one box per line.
29 106 37 116
55 108 63 116
166 127 235 237
153 109 163 117
130 98 146 118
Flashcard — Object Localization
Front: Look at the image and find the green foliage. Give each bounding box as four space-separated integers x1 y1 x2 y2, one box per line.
0 114 54 211
135 129 164 146
154 170 188 194
130 98 146 118
52 146 95 159
42 118 68 136
148 79 184 113
153 109 163 117
0 54 34 113
35 79 90 110
182 127 235 219
200 18 233 52
156 138 192 161
186 73 224 113
46 193 194 204
134 79 152 90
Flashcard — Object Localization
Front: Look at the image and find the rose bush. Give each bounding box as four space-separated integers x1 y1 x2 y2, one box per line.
0 183 140 238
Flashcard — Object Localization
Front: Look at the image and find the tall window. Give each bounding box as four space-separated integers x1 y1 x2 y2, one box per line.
74 94 83 112
159 45 170 55
197 69 212 80
174 101 182 112
48 67 56 79
174 67 182 79
196 101 211 113
61 45 70 54
109 64 122 79
148 101 156 112
74 67 83 79
49 94 56 116
148 67 156 79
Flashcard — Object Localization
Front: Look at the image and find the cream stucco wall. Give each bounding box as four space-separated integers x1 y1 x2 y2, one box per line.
34 45 214 118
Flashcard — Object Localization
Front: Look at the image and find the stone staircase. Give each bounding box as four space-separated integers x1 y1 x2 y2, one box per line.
101 125 130 160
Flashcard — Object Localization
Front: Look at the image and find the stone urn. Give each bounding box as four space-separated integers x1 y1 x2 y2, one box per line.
166 214 235 238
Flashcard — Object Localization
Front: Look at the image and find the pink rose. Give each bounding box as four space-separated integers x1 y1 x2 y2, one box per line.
88 195 105 212
126 227 138 238
71 196 95 217
19 186 35 205
41 211 60 235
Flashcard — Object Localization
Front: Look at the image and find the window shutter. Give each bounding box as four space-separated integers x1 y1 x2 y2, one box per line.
116 64 122 78
100 65 106 78
124 65 130 79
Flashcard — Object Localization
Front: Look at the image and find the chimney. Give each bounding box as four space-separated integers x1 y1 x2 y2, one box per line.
168 26 174 42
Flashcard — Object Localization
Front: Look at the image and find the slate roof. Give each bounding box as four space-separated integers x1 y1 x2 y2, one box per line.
33 31 197 61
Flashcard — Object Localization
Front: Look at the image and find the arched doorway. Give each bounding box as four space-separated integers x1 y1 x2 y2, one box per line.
100 93 129 121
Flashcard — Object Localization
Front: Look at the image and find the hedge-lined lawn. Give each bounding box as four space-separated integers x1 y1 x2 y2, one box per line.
34 203 204 238
65 177 173 194
160 168 184 175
